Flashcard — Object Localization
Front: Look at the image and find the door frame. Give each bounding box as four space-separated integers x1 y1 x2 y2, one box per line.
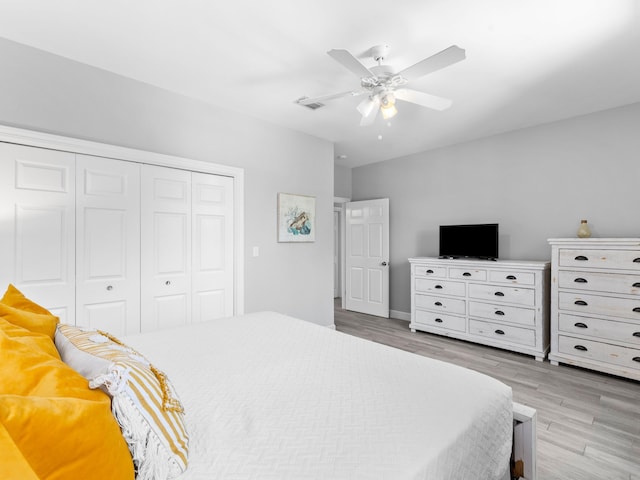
334 197 349 310
0 124 245 316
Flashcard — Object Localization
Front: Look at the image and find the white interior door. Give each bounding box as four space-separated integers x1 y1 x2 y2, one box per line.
333 209 340 298
345 198 390 317
141 165 192 331
0 142 76 323
76 155 140 336
192 172 234 322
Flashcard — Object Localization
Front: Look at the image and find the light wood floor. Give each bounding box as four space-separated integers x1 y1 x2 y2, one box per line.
334 300 640 480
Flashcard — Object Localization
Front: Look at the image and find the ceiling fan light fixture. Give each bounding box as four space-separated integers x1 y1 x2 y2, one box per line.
357 97 377 117
380 93 397 119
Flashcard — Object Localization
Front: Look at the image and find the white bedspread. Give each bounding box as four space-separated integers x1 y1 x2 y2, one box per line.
123 312 512 480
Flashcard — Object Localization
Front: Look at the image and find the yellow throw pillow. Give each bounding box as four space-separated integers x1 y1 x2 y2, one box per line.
0 320 135 480
1 284 53 315
56 324 189 480
0 302 59 340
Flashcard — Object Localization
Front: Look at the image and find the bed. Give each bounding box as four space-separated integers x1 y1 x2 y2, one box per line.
1 286 517 480
120 311 514 479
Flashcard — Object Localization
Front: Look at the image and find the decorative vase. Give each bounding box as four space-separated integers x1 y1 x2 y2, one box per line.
577 220 591 238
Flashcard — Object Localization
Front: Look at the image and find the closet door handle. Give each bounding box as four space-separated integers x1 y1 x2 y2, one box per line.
495 329 505 335
506 275 517 280
462 272 471 277
434 285 443 289
575 255 589 261
574 345 588 351
434 302 443 307
574 322 588 329
574 278 588 283
435 318 443 323
165 280 171 286
494 291 505 297
494 310 505 316
575 300 588 306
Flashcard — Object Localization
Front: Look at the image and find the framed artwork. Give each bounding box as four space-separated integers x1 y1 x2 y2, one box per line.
277 193 316 242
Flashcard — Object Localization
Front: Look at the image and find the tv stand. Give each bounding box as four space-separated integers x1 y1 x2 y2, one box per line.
409 257 550 361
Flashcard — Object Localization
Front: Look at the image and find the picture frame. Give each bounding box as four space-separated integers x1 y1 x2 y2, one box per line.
277 193 316 242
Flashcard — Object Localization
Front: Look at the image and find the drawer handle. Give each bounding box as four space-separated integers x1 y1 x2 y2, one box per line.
495 329 505 335
574 322 588 329
634 258 640 263
633 357 640 363
574 278 588 283
494 291 505 297
434 302 443 307
633 307 640 313
506 275 517 280
434 285 443 289
435 318 443 323
426 269 434 274
494 310 505 316
574 300 588 306
462 272 472 277
633 282 640 288
632 332 640 338
574 345 588 352
575 255 589 261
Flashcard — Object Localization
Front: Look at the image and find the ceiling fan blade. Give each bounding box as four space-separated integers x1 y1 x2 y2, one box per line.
328 49 375 79
398 45 466 81
297 89 365 105
394 89 453 111
359 97 380 126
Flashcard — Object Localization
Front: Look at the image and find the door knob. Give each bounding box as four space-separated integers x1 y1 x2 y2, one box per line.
381 261 388 266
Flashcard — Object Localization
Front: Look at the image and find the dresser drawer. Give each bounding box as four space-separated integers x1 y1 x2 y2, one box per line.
469 301 536 326
415 278 465 297
413 310 466 332
414 265 447 278
448 267 487 281
559 248 640 271
558 313 640 347
468 283 535 306
415 294 466 315
469 319 536 346
558 291 640 320
488 269 536 286
558 335 640 371
558 270 640 296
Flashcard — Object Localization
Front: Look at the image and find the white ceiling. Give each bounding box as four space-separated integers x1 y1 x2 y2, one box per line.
1 0 639 168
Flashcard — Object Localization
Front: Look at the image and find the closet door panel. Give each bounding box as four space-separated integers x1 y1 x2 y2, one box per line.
192 173 234 323
76 155 140 335
141 165 192 331
0 143 75 322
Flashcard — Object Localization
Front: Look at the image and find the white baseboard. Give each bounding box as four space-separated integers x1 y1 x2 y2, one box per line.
390 310 411 322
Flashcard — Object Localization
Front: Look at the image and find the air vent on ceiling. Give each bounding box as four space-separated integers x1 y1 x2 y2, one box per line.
296 97 325 110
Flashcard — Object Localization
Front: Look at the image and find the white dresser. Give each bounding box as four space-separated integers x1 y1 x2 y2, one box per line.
548 238 640 380
409 257 550 361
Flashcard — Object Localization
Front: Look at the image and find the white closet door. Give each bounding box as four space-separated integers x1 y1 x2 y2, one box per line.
192 172 234 322
76 155 140 336
0 143 75 322
141 165 192 331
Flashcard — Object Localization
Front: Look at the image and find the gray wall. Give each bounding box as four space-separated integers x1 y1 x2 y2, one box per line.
352 102 640 316
334 164 352 199
0 38 335 327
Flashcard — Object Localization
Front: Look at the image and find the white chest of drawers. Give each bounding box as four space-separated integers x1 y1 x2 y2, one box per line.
409 257 550 361
548 238 640 380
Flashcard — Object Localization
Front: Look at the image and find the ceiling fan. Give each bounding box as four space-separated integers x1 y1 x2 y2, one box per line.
296 44 466 126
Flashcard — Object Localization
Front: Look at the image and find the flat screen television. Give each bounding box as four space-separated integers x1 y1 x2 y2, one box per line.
439 223 499 260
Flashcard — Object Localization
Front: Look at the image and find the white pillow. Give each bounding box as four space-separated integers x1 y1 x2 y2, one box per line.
55 324 188 480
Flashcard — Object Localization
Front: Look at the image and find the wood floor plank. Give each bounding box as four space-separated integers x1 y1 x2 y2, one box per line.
334 301 640 480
